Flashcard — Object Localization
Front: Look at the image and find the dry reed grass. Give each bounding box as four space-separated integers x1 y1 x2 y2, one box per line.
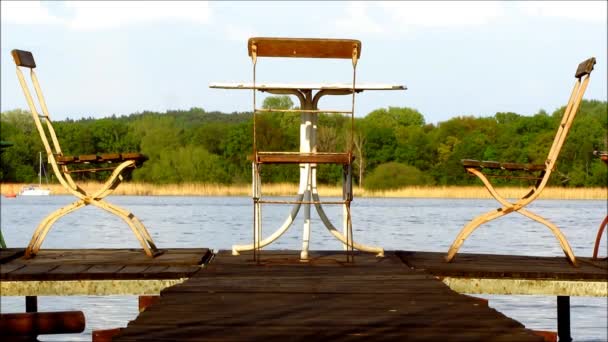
1 182 605 200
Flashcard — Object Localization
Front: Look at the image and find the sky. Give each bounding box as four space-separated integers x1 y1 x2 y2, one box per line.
1 1 606 124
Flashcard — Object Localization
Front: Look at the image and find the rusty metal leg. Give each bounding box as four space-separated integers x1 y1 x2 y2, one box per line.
445 208 510 262
593 215 607 259
26 200 85 258
518 208 576 265
233 163 304 256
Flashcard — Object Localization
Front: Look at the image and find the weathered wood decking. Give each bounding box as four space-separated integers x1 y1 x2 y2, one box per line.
1 249 606 340
0 248 211 295
110 250 599 342
398 251 608 297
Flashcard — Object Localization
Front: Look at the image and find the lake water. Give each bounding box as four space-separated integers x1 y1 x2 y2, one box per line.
1 196 606 341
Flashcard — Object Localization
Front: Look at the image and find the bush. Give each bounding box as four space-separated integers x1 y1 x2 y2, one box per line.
365 162 434 190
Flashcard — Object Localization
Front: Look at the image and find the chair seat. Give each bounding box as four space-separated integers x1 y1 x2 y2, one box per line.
56 153 148 165
254 152 353 164
461 159 546 172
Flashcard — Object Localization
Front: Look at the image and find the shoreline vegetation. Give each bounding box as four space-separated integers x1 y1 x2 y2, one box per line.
1 182 606 200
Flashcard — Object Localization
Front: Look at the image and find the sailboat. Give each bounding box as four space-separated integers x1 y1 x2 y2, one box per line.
20 152 51 196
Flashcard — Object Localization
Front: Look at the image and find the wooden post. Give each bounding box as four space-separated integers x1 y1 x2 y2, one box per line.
25 296 37 313
557 296 572 342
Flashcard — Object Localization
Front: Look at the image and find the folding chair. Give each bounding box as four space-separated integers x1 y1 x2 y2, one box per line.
11 49 161 258
592 150 607 259
446 57 596 265
249 38 360 262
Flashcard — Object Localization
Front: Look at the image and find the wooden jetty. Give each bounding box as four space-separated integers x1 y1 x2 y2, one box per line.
2 249 606 341
0 248 212 295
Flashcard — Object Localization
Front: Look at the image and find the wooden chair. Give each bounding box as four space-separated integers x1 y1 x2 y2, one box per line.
11 49 161 258
446 57 596 265
592 150 607 259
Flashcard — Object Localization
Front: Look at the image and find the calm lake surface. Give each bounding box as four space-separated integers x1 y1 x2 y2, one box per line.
1 196 606 341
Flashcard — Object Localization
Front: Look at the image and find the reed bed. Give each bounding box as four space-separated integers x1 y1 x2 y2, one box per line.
1 182 606 200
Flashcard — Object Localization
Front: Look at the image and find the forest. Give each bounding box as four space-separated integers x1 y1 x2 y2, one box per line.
0 97 606 190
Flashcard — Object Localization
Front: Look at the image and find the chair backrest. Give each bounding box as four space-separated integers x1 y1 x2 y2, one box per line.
11 50 65 166
248 37 361 155
248 37 361 60
544 57 595 172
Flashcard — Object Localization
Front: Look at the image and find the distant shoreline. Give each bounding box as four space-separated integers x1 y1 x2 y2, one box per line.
1 182 606 200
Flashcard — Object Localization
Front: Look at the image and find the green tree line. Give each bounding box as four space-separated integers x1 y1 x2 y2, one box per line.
1 98 606 189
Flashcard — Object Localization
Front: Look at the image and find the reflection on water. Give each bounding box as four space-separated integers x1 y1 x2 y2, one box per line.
1 196 606 341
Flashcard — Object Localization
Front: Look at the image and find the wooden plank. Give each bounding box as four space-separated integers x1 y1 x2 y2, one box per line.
398 251 608 280
115 251 544 342
0 249 210 281
5 265 59 280
85 265 125 274
4 248 210 266
117 265 151 274
48 264 92 275
0 248 25 263
0 263 25 274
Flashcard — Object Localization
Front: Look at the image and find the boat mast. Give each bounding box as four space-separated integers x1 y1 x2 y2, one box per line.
38 152 42 186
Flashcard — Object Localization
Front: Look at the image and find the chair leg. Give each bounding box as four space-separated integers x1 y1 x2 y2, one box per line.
89 199 159 257
26 200 85 258
518 208 577 265
593 216 608 259
445 208 509 262
312 193 384 256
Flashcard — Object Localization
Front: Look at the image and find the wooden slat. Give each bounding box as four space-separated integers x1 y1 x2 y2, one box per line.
11 49 36 68
56 153 148 166
575 57 596 79
248 37 361 59
78 154 99 162
462 159 546 171
256 152 353 164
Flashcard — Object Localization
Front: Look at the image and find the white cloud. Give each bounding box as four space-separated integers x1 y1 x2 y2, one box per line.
333 1 504 36
1 1 63 25
380 1 503 28
333 1 606 38
225 24 258 43
516 1 607 23
335 2 384 35
64 1 211 30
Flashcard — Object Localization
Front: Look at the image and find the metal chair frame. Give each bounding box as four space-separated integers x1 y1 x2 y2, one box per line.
446 57 596 265
592 151 607 259
11 49 160 258
247 38 362 262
